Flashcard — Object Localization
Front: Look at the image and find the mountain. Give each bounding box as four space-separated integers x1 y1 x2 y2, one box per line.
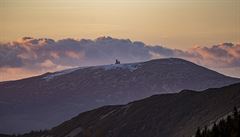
10 83 240 137
0 58 239 134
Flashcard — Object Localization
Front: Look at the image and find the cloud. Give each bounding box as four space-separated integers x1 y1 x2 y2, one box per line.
183 43 240 68
0 36 239 81
147 43 240 69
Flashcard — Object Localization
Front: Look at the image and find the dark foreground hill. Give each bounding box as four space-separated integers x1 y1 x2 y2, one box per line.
9 83 240 137
0 58 239 133
194 107 240 137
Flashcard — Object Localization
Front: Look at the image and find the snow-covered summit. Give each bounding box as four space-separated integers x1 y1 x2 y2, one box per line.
43 67 81 81
101 63 141 72
43 62 142 81
41 58 222 81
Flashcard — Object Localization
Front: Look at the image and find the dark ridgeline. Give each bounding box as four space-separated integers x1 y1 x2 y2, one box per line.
6 83 240 137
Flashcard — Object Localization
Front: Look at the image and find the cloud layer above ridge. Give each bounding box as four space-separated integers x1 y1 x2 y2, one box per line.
0 36 239 81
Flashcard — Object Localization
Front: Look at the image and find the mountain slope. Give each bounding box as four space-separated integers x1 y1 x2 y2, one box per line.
43 83 240 137
0 58 239 134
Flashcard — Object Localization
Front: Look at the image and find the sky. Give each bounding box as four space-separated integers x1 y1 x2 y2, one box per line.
0 0 239 81
0 0 239 49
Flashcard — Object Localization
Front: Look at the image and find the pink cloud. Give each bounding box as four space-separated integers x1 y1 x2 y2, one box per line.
184 43 240 68
0 37 239 81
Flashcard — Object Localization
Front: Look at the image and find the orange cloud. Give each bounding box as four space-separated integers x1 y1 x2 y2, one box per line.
0 67 41 82
65 51 85 59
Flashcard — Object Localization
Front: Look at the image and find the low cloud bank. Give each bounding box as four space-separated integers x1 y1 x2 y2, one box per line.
0 36 239 81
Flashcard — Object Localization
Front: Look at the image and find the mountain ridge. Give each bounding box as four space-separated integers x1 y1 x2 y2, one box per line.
46 82 240 137
0 58 239 134
1 58 238 83
7 82 240 137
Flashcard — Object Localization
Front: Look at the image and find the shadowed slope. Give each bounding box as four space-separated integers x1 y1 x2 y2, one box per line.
47 83 240 137
0 58 239 134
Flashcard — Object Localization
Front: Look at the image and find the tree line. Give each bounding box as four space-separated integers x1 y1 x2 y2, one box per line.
194 107 240 137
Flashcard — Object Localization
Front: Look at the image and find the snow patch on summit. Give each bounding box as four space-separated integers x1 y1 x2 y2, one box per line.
43 67 83 81
42 62 141 81
102 63 141 72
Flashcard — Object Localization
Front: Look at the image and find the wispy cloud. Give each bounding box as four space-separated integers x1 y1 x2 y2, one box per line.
0 36 239 81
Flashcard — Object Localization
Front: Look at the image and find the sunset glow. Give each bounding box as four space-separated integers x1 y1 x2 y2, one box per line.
1 0 239 49
1 1 240 135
